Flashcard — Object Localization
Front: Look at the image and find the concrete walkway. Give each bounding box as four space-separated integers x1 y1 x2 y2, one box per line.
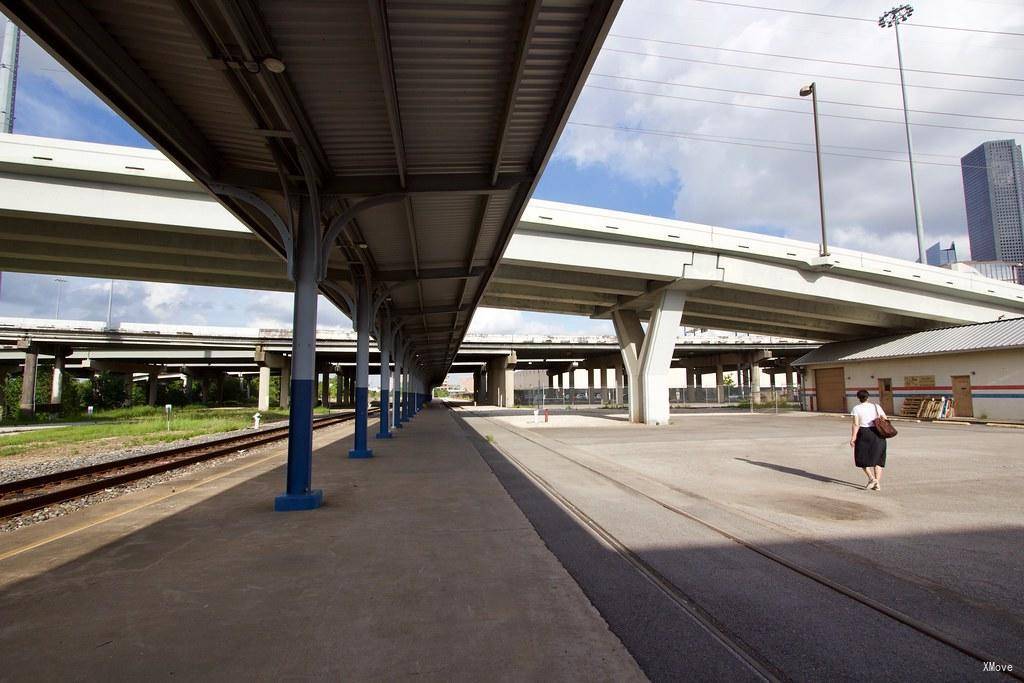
0 405 642 681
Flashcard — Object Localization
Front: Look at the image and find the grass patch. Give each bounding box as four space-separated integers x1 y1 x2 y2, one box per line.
0 405 329 459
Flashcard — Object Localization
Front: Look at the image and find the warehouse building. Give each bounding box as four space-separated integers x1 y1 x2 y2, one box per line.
794 318 1024 421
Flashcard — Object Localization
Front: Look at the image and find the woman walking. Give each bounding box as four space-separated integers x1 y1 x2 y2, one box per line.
850 389 887 490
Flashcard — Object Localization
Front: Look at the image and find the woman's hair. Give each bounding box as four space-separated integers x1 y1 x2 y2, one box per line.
856 389 869 402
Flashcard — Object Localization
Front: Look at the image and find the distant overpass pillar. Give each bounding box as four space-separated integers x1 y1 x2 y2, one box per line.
19 348 38 419
147 372 159 406
258 366 271 412
320 368 330 408
349 278 373 459
50 351 66 405
556 372 563 390
547 372 554 389
613 365 621 406
750 356 761 405
716 364 725 403
599 366 608 404
568 364 576 406
279 365 290 409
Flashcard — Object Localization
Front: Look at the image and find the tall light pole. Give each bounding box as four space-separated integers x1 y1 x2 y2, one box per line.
105 278 114 328
800 82 829 257
879 4 926 263
54 278 67 319
0 21 20 133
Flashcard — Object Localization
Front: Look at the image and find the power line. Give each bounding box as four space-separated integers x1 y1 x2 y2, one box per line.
601 47 1024 98
566 120 959 159
608 33 1024 83
684 0 1024 37
590 72 1024 124
565 120 990 170
585 83 1024 136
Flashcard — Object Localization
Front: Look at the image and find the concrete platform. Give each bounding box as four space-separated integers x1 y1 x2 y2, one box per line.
458 406 1024 680
0 405 642 681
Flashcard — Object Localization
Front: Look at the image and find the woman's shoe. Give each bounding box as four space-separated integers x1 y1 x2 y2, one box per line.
865 479 876 490
871 481 881 491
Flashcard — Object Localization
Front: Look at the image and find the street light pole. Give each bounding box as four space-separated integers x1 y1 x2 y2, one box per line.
800 82 829 257
880 4 926 263
105 278 114 328
54 277 67 319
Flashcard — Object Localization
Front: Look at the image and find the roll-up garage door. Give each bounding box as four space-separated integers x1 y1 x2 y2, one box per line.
815 367 847 413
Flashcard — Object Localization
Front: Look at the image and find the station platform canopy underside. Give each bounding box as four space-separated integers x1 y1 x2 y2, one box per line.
0 0 622 383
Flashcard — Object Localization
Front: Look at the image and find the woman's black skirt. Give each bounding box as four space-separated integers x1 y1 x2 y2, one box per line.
854 426 887 468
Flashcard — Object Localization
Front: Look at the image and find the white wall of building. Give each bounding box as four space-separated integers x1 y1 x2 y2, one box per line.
801 349 1024 421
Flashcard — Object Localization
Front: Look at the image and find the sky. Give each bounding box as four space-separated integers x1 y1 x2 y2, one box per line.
2 0 1023 340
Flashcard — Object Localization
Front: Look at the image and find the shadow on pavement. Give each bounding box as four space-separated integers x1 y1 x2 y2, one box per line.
735 457 865 489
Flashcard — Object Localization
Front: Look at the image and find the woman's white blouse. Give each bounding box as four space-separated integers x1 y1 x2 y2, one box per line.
852 402 885 428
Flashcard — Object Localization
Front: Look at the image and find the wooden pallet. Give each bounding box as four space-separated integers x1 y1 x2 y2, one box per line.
901 395 950 419
900 396 927 417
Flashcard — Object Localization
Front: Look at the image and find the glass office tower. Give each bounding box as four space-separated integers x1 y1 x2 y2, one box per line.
961 140 1024 263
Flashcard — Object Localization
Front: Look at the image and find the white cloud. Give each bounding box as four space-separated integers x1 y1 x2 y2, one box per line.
468 308 613 336
555 0 1024 262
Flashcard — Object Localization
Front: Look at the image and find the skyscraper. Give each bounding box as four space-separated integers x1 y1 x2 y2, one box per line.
961 140 1024 263
925 241 957 267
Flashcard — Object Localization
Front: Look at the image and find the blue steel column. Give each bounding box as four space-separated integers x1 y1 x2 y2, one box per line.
349 279 373 458
275 198 323 511
376 319 392 439
400 358 411 423
392 344 403 429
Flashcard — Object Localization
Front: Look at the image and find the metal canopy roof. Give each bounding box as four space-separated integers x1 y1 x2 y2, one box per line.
792 317 1024 367
1 0 621 383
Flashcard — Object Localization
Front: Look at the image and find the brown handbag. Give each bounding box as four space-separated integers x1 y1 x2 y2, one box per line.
874 404 898 439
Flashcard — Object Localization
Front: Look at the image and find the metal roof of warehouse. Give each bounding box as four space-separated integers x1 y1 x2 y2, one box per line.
0 0 622 383
793 317 1024 366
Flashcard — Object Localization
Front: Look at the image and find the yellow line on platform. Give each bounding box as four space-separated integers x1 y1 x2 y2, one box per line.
0 450 284 564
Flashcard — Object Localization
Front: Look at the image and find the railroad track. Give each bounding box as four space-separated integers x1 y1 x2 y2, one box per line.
448 403 1023 681
0 409 378 520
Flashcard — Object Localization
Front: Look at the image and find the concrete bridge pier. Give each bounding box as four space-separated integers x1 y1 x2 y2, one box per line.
613 290 687 425
50 348 67 405
19 347 38 419
257 366 271 412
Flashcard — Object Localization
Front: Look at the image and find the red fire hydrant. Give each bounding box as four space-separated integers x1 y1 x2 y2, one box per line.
544 409 550 423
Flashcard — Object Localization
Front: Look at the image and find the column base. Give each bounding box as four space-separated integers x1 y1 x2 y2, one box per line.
394 422 404 429
274 489 323 511
375 432 393 439
348 448 374 459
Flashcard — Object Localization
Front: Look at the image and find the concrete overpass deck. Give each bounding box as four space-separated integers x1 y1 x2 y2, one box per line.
3 134 1023 426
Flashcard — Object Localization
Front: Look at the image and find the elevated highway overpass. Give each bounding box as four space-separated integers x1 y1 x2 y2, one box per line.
2 134 1023 425
0 317 815 412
